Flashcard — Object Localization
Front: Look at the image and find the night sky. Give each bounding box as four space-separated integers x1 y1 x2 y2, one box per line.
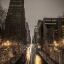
1 0 64 37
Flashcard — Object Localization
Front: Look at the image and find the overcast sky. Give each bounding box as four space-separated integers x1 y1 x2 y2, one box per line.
1 0 64 37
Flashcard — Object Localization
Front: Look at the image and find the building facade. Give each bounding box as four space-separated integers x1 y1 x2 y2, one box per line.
25 22 31 44
34 24 38 44
38 17 64 49
37 20 43 46
5 0 26 42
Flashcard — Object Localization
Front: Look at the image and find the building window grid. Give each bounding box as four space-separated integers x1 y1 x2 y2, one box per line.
10 1 22 5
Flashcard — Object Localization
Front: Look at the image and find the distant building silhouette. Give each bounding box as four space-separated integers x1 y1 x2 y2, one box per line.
25 22 31 44
34 24 38 44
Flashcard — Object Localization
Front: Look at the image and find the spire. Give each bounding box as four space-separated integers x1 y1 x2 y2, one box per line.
34 20 37 28
62 12 64 18
35 20 37 26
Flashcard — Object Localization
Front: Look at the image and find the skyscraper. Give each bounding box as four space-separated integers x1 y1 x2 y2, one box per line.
5 0 25 42
25 22 31 44
34 24 38 44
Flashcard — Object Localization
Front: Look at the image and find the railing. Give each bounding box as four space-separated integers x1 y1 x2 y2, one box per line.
38 49 64 64
38 50 59 64
4 53 22 64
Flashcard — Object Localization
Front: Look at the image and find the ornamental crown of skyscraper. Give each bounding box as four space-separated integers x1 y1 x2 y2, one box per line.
34 20 37 28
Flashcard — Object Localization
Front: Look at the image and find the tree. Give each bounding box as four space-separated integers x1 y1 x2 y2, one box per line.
0 1 7 38
0 1 7 29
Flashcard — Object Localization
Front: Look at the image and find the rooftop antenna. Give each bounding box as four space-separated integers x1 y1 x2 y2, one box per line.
35 20 37 26
34 20 37 29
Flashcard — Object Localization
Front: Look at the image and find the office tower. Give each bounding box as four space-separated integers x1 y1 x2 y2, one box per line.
5 0 25 41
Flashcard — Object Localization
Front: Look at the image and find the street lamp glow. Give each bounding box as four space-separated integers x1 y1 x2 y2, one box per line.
34 55 42 64
3 42 7 46
7 40 11 46
26 47 31 61
38 45 41 49
53 40 59 47
62 38 64 44
2 40 11 46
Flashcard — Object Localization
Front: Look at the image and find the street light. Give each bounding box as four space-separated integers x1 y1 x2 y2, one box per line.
2 40 11 46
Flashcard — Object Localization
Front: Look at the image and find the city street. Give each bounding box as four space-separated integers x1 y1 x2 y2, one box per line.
16 44 47 64
0 0 64 64
0 44 48 64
